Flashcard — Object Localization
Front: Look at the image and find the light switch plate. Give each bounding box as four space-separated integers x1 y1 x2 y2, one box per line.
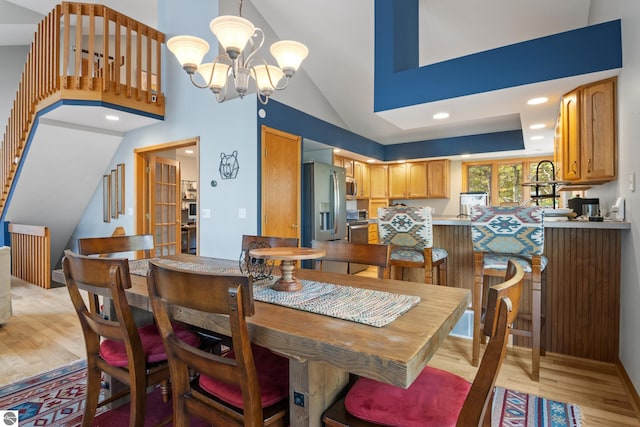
630 172 636 192
238 208 247 219
201 209 211 218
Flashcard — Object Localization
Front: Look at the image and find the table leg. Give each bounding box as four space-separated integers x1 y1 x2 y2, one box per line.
288 358 349 427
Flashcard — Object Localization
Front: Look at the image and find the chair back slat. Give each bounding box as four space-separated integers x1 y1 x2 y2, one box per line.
78 234 155 258
470 206 544 255
311 240 391 279
377 206 434 249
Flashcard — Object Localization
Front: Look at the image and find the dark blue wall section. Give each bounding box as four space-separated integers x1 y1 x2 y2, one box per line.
259 100 524 161
260 100 386 160
374 0 622 111
384 130 524 161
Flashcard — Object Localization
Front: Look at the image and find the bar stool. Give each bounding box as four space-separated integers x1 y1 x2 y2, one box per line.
470 205 547 381
377 205 447 285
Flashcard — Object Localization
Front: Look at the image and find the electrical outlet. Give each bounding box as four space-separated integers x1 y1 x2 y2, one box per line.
293 391 305 407
201 209 211 218
238 208 247 219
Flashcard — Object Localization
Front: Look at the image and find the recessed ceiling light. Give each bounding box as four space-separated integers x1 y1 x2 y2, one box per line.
527 97 548 105
366 159 375 163
433 112 450 120
529 123 546 130
333 148 341 153
530 135 544 141
398 160 406 164
185 149 194 154
461 154 471 158
105 114 120 121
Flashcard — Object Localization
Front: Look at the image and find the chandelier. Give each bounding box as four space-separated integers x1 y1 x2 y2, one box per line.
167 0 308 104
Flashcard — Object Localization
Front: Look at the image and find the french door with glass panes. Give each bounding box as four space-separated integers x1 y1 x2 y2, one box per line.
148 155 181 255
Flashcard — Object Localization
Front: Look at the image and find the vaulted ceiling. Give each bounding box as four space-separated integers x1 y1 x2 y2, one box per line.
2 0 621 159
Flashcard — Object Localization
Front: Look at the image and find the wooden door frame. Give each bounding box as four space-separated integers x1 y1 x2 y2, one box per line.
134 137 200 241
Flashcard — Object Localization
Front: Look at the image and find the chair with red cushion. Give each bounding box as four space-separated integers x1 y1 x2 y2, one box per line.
322 260 524 427
62 250 200 427
147 259 289 427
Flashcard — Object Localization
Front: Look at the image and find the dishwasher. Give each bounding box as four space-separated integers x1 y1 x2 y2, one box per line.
347 220 370 273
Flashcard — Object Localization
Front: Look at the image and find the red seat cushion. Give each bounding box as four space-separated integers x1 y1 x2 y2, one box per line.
100 322 200 367
199 344 289 408
345 366 471 427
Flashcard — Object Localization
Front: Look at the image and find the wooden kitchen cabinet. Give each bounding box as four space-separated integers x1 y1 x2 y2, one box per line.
388 162 427 199
558 77 617 183
368 198 389 219
368 223 378 244
353 160 370 198
426 159 450 198
333 155 354 177
369 164 388 199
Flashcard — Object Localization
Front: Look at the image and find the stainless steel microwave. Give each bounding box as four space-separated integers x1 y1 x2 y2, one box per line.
345 177 357 199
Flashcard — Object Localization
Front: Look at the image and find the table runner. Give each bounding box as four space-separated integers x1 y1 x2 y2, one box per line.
130 258 420 327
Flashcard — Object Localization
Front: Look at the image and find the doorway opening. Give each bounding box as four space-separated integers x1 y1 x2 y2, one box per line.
134 137 199 255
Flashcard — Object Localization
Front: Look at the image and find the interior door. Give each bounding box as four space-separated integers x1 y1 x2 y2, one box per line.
148 155 181 256
261 126 301 241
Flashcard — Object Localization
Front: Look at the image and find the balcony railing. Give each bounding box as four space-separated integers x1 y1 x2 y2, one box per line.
1 2 165 216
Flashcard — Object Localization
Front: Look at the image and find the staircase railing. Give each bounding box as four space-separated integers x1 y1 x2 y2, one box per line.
1 2 165 217
8 224 51 289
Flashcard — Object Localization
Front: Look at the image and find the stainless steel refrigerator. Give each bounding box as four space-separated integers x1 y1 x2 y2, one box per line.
302 162 347 253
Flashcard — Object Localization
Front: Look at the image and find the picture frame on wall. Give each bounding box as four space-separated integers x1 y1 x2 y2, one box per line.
103 174 110 223
117 163 125 214
110 169 118 219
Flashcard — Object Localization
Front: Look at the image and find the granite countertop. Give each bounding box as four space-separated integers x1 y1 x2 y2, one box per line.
368 216 630 229
431 215 631 229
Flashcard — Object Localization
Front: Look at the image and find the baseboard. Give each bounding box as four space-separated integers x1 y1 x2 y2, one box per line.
616 358 640 420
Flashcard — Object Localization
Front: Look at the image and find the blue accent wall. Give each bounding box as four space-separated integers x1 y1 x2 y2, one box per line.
374 0 622 111
260 100 386 160
384 130 524 161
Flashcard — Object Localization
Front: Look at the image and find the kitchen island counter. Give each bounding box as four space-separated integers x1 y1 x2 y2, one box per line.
424 216 627 363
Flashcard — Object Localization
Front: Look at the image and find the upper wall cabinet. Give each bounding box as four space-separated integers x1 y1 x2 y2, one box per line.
426 159 450 198
388 160 450 199
389 162 427 199
557 77 617 183
353 160 370 198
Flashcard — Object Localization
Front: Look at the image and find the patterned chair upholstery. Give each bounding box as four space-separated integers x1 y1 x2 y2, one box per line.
377 206 447 285
470 205 547 381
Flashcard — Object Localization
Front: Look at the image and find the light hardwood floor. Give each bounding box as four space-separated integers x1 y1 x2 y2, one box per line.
1 275 639 426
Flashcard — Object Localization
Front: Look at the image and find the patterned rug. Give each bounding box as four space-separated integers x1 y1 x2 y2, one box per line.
0 359 99 426
0 361 583 426
492 386 582 427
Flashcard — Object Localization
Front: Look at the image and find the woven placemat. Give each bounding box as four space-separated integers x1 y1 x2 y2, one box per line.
129 259 420 327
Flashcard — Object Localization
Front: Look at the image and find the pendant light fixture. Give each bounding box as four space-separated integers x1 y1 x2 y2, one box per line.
167 0 308 104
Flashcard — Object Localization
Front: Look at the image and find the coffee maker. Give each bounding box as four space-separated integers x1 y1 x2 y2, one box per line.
568 197 600 218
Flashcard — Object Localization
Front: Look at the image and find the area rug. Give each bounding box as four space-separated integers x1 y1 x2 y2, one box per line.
492 386 582 427
0 360 206 426
0 362 583 427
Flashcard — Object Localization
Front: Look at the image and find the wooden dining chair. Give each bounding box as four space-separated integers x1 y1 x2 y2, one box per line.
377 205 448 285
470 205 547 381
78 234 155 259
62 250 200 427
146 260 290 427
310 240 391 279
322 260 524 427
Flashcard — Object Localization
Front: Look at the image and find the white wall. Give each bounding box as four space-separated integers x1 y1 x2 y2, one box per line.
0 46 28 124
588 0 640 391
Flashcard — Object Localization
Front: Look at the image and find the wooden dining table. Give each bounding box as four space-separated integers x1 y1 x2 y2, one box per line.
125 254 471 427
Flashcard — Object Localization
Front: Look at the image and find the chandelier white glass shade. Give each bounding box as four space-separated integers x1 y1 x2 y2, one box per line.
167 13 308 104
